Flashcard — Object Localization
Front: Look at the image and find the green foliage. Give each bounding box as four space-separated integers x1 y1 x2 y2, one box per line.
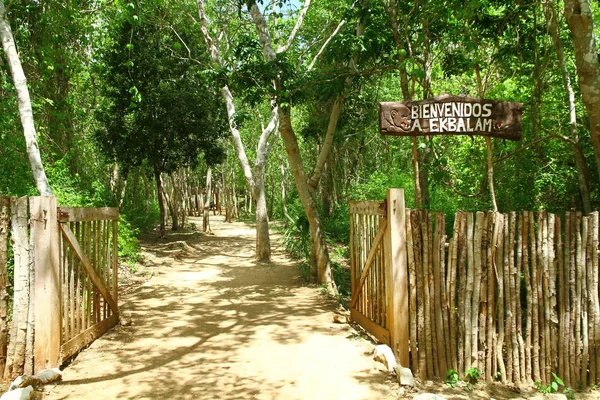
464 367 481 384
46 157 111 207
464 367 481 391
563 387 575 400
445 369 459 388
94 6 228 177
535 373 565 394
323 207 350 244
117 215 141 264
347 171 414 203
330 261 350 298
283 214 311 261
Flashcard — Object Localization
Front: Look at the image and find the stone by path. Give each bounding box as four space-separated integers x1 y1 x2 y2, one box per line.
43 215 395 400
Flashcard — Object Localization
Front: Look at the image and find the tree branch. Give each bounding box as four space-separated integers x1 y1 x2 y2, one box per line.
307 20 346 71
308 97 342 189
247 0 277 62
196 0 221 64
255 103 279 171
278 0 312 53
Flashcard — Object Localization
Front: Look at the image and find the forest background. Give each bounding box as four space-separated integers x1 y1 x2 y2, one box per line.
1 0 599 295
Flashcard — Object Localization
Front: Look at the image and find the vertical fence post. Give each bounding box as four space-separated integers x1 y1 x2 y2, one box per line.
386 188 409 366
0 197 10 373
32 196 61 372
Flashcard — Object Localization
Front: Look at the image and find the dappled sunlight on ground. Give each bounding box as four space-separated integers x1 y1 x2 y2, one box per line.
43 215 394 400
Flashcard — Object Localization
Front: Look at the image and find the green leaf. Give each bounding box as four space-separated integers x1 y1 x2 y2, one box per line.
552 373 564 386
414 68 426 80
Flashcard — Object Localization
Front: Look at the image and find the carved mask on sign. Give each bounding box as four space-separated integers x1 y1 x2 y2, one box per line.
383 103 411 132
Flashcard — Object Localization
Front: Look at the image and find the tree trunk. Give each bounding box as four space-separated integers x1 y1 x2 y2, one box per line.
475 64 499 211
164 174 178 231
279 109 335 290
280 157 292 227
197 0 274 260
419 141 431 209
545 0 592 213
254 166 271 261
203 167 212 233
246 0 336 289
154 167 166 238
383 0 411 100
412 138 423 208
0 1 52 196
564 0 600 181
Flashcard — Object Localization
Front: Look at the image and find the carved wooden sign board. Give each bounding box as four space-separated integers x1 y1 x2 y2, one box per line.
379 94 523 141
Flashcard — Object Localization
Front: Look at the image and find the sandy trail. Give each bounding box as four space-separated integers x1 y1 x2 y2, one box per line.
44 215 394 400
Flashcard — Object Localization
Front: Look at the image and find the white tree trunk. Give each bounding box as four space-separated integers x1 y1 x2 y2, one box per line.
196 0 274 261
247 0 336 291
0 1 52 196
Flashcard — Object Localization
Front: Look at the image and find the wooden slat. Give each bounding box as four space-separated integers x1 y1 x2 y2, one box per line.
348 201 386 216
5 196 27 380
0 197 10 374
60 313 119 362
58 207 118 222
59 223 118 315
406 210 418 374
350 308 390 345
350 219 387 309
433 212 447 375
112 219 119 312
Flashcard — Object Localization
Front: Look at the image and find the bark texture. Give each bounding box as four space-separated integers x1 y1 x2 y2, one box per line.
564 0 600 181
545 0 592 213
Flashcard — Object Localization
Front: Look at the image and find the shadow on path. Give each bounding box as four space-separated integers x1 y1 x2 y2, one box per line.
44 216 394 400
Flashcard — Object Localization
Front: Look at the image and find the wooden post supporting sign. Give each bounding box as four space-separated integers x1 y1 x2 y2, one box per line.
32 196 61 372
385 189 409 366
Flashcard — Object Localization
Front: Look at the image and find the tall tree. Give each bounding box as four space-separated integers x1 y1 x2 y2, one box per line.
244 0 338 289
0 0 52 195
196 0 277 262
95 5 226 236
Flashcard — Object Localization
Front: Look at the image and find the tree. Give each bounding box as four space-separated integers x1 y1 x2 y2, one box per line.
244 0 338 289
95 5 227 237
0 0 52 195
195 0 277 262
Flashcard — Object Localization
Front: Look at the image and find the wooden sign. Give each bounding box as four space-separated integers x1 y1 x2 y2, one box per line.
379 94 523 141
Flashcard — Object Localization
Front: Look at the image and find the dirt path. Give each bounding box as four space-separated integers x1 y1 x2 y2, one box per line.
43 215 396 400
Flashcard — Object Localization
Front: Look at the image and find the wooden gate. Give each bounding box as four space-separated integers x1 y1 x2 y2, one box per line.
0 197 119 375
57 207 119 362
349 189 409 366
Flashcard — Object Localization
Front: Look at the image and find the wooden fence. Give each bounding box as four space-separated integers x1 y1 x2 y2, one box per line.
349 189 600 387
0 196 118 378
